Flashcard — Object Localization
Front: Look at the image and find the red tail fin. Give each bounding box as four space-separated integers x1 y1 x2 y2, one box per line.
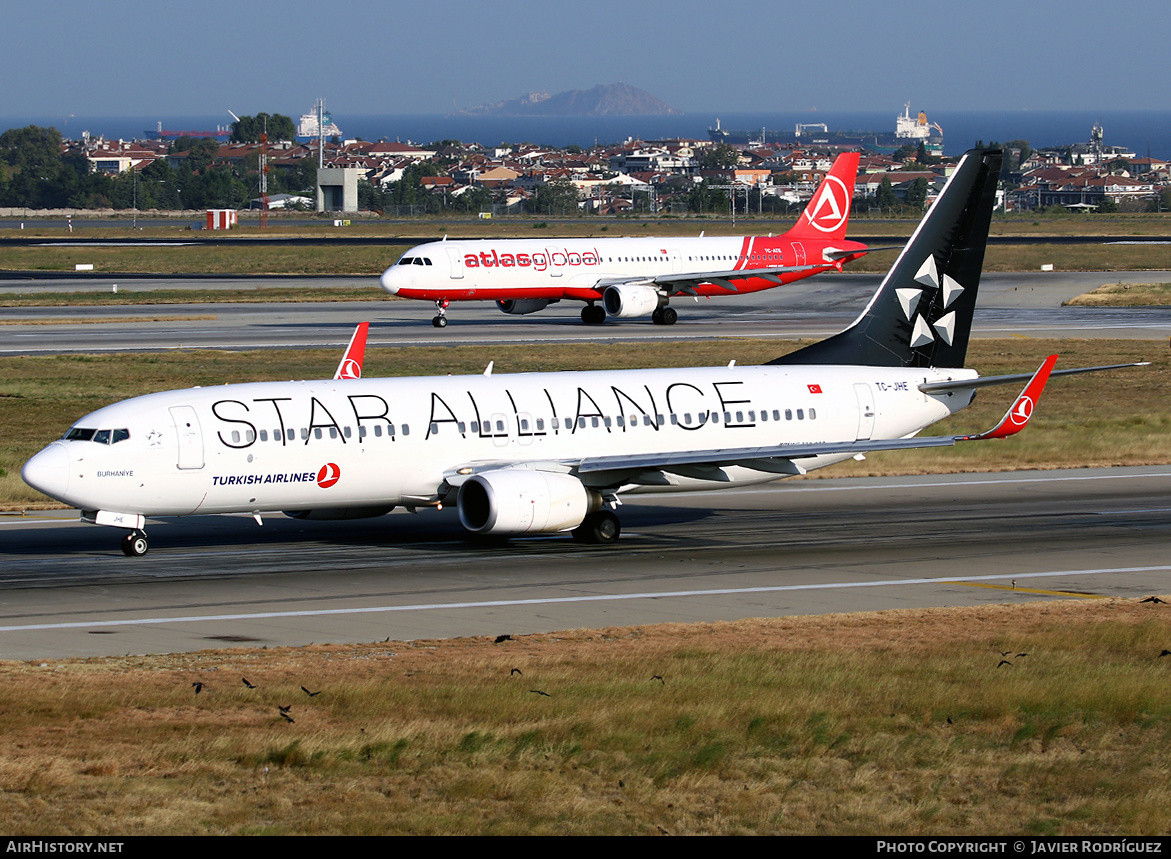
334 322 369 380
784 151 859 242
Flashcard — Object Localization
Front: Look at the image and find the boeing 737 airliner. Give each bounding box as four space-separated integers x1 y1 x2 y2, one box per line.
22 150 1140 556
380 152 870 327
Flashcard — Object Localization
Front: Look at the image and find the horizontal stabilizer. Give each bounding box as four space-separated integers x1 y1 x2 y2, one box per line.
920 361 1149 395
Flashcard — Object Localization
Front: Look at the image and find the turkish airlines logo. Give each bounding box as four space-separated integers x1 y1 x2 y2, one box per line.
802 176 850 233
1009 395 1034 427
317 463 341 488
808 384 823 394
337 359 361 380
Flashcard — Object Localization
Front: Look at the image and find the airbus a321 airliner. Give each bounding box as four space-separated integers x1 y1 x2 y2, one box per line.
380 152 869 327
23 150 1140 556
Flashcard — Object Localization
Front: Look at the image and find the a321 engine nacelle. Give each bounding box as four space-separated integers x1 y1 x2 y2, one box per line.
456 469 598 535
602 283 662 319
283 506 395 521
496 298 556 315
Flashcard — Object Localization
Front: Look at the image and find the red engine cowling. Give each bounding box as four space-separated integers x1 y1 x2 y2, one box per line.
457 470 596 535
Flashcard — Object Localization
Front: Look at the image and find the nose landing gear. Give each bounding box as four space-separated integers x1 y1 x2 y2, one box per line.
432 299 450 328
121 530 149 557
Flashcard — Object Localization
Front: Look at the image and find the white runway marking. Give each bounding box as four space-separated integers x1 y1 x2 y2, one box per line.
2 564 1167 634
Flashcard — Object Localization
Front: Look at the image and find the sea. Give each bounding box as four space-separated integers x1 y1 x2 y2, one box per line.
3 110 1170 160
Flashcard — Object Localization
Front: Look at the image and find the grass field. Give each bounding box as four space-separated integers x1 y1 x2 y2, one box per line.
2 338 1166 509
2 599 1170 834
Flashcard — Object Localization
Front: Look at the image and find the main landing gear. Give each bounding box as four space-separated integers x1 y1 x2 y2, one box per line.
432 298 449 328
572 510 621 544
581 303 606 325
121 529 149 557
651 307 678 326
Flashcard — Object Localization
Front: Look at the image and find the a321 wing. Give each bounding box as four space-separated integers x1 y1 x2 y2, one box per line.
594 255 867 297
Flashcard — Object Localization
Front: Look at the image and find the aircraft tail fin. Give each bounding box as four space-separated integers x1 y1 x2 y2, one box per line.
784 151 860 243
770 148 1001 369
334 322 370 380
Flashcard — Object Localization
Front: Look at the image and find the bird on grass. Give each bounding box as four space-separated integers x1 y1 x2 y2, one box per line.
192 682 204 695
242 678 257 689
301 686 321 697
530 690 551 697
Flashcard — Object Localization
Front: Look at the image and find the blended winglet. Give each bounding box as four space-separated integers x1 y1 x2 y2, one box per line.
334 322 370 380
961 355 1058 441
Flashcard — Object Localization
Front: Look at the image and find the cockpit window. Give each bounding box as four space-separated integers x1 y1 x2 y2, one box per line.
63 427 130 444
398 257 413 265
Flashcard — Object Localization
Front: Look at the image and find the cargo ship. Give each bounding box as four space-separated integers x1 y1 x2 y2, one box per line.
709 103 943 153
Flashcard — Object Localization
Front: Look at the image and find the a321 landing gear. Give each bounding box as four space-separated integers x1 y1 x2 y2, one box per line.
581 303 606 325
572 510 621 544
432 298 450 328
121 529 149 557
651 306 678 326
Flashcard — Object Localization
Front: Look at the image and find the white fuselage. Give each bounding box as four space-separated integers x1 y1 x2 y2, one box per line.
379 235 862 303
24 363 976 519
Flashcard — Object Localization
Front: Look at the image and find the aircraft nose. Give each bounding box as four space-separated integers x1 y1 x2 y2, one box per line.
379 267 400 295
21 442 71 502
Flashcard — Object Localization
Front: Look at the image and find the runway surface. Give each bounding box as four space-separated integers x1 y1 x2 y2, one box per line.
2 270 1171 355
2 466 1169 660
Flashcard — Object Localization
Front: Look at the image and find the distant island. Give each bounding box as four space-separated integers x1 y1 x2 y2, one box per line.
461 83 682 117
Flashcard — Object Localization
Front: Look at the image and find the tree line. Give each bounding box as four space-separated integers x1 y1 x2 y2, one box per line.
0 124 315 210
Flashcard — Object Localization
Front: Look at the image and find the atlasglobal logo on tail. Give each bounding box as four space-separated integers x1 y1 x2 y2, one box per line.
802 176 850 233
317 463 341 488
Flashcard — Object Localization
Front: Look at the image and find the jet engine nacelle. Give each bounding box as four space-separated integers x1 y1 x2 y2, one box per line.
602 283 662 318
457 469 598 535
496 298 555 315
283 506 395 521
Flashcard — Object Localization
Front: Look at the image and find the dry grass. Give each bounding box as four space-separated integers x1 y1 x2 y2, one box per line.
1 338 1166 509
1064 282 1171 307
1 600 1170 834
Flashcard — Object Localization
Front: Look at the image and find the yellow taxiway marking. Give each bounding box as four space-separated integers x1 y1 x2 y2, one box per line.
948 581 1107 599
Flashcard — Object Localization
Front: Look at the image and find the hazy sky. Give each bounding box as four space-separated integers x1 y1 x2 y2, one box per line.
5 0 1169 118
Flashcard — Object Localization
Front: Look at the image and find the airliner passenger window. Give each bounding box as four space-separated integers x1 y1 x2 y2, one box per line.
259 430 268 442
810 409 817 420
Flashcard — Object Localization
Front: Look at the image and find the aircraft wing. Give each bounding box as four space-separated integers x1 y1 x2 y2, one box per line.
443 356 1091 491
595 263 841 297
